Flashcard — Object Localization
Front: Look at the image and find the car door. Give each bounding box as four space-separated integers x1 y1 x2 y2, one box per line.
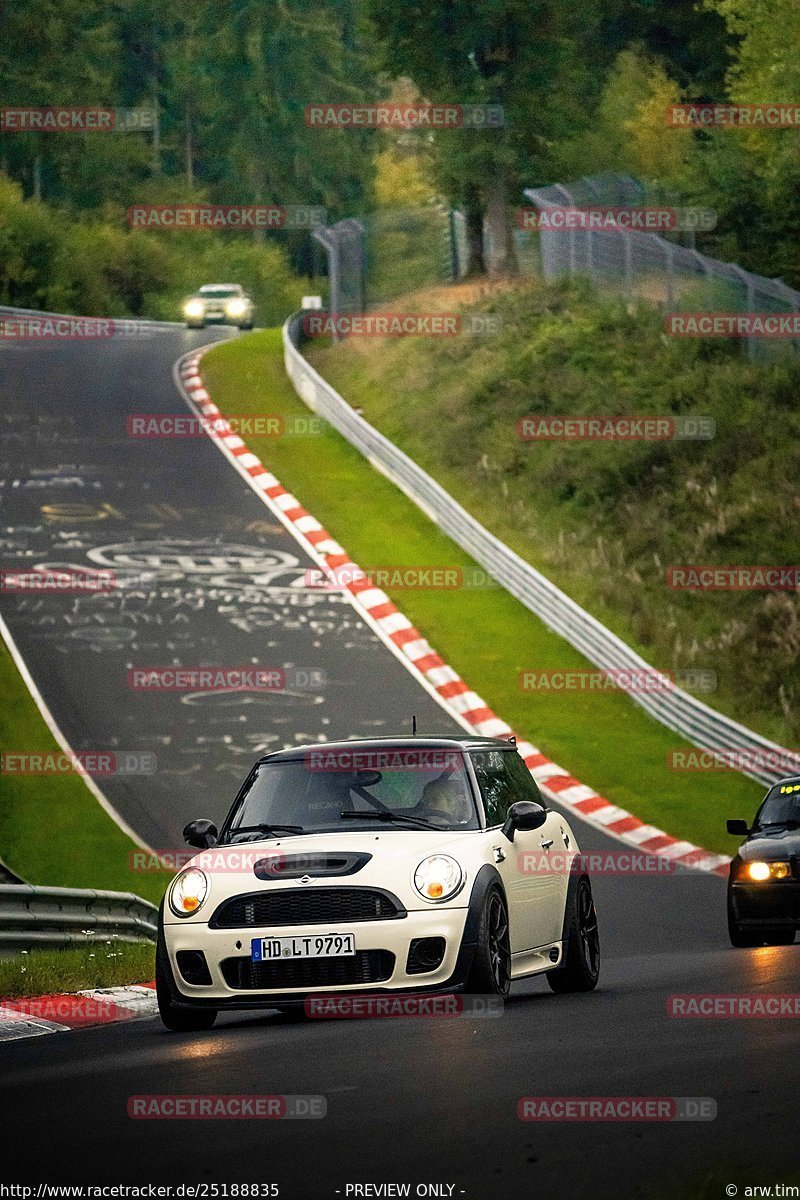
470 749 569 951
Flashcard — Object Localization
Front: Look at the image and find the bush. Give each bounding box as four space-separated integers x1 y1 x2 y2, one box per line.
0 173 303 323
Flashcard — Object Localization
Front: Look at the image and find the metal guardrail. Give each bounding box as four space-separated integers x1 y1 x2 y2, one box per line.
283 311 792 788
0 885 158 953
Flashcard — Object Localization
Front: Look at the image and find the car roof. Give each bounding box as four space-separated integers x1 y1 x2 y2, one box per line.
199 283 242 291
767 774 800 790
257 734 516 764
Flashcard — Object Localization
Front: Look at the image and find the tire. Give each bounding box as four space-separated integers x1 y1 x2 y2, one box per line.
761 928 796 946
238 322 254 331
156 935 217 1032
465 886 511 997
726 893 782 947
547 875 600 993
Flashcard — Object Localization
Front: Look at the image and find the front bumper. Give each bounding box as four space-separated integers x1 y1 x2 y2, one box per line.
729 882 800 927
162 906 473 1009
195 309 251 325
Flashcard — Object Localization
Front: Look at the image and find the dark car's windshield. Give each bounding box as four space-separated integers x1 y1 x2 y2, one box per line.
754 784 800 829
199 286 241 298
222 749 480 841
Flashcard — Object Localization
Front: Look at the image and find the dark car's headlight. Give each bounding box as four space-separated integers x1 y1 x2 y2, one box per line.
169 868 209 916
735 860 792 883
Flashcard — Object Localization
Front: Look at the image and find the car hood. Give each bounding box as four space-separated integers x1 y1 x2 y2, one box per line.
166 828 490 924
740 828 800 861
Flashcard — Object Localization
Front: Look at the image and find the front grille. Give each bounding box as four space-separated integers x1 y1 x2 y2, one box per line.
210 887 405 929
220 950 395 990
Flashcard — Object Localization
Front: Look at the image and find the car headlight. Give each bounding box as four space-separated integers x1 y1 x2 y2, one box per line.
184 299 204 318
225 299 247 318
414 854 464 903
744 861 791 882
168 868 209 916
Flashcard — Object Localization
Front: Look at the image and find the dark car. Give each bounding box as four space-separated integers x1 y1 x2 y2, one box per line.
726 776 800 947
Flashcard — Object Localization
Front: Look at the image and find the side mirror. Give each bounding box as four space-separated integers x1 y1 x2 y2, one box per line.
501 800 548 843
183 819 218 849
726 819 750 837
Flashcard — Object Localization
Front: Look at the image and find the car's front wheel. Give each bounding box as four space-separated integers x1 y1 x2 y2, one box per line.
156 935 217 1032
547 875 600 993
466 887 511 997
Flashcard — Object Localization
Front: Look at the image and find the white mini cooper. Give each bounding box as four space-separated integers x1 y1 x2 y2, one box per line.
156 736 600 1030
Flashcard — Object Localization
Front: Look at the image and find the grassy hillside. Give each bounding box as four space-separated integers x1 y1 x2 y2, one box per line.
308 277 800 747
0 639 168 903
201 329 762 856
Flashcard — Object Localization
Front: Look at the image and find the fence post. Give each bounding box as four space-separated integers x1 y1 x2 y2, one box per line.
448 210 460 281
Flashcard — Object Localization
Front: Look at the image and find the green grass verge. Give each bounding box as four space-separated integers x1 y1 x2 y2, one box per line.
0 941 155 1000
200 328 763 855
0 638 169 904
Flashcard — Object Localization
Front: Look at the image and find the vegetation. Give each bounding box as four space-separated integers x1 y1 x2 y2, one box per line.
309 277 800 747
0 941 155 1000
0 639 169 903
201 328 763 856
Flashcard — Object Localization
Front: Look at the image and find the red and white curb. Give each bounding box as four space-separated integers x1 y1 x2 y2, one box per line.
175 350 730 879
0 983 157 1042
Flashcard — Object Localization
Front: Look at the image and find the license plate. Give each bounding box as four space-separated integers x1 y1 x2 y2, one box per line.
251 933 356 961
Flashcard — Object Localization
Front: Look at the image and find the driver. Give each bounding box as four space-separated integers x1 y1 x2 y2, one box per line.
417 775 473 826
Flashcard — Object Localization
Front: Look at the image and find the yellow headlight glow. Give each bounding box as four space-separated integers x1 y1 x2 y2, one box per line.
746 861 791 882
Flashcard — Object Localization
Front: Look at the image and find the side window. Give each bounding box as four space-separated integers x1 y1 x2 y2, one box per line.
470 750 542 826
503 751 545 807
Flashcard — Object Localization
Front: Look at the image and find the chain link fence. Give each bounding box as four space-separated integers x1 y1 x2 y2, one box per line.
311 173 800 359
525 174 800 361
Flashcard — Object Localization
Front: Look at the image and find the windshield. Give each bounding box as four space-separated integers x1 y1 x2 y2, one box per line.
222 750 480 840
199 286 241 298
755 784 800 829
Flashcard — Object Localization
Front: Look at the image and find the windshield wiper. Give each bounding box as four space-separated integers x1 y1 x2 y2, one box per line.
226 823 304 841
757 820 799 831
340 811 443 830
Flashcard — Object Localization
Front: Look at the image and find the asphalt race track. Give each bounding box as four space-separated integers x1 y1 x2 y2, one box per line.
0 326 797 1198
